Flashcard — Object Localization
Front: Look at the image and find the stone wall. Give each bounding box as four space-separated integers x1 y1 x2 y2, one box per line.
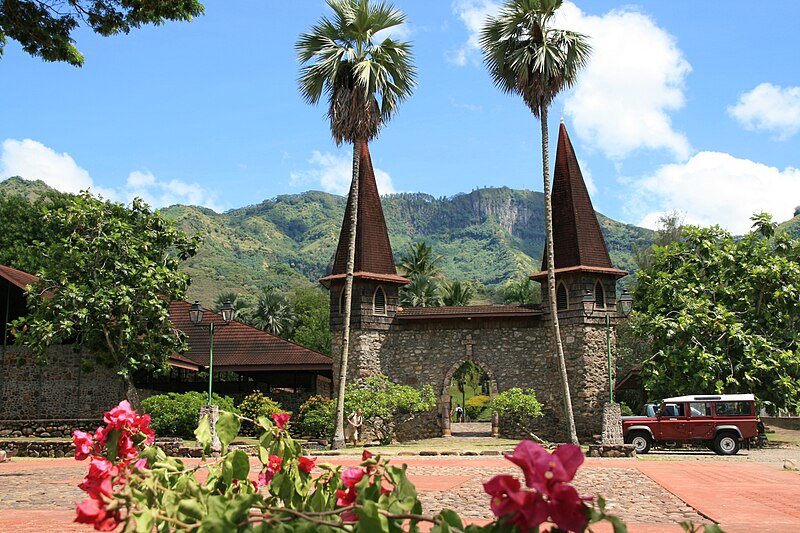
0 346 124 420
376 315 611 442
0 418 102 438
0 439 75 458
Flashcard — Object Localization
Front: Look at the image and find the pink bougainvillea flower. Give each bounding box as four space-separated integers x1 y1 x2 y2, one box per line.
133 458 148 470
298 456 316 473
272 413 291 430
79 458 115 500
361 449 373 461
104 400 137 430
341 467 365 489
73 430 95 461
548 483 589 532
258 454 284 487
336 487 358 507
74 497 122 532
267 455 282 474
507 441 583 493
484 474 549 532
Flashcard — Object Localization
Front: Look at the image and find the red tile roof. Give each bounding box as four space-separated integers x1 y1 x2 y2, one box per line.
530 265 627 281
319 271 410 287
326 140 408 286
169 301 332 372
397 305 542 320
541 123 623 274
0 264 39 290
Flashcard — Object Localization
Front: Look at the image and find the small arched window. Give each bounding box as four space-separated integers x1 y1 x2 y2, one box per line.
373 286 386 315
556 282 568 310
594 280 605 309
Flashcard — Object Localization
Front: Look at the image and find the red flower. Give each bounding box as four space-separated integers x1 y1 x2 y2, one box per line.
548 483 589 533
74 498 122 531
104 400 136 430
78 458 115 500
258 454 284 487
507 441 583 493
336 487 358 506
361 449 373 461
272 413 291 430
73 430 95 461
298 456 316 473
341 467 365 489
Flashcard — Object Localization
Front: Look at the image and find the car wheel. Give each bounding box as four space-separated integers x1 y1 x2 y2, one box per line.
714 432 740 455
626 432 652 454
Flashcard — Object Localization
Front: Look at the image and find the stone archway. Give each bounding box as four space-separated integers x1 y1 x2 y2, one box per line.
440 357 500 438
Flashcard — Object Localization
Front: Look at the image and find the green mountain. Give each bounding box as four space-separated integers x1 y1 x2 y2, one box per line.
0 178 654 305
161 187 654 304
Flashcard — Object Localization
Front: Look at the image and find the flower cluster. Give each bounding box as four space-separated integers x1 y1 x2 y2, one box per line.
72 400 154 531
484 441 590 532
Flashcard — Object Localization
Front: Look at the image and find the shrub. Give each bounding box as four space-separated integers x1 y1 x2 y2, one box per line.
141 391 237 439
465 394 490 420
238 391 285 436
296 395 334 439
345 374 435 445
490 388 543 439
620 403 634 416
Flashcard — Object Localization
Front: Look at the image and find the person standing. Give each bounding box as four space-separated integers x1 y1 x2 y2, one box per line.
345 408 364 446
454 405 464 423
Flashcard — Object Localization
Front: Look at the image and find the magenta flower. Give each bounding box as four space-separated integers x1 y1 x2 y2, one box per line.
272 413 291 430
341 467 365 489
73 430 94 461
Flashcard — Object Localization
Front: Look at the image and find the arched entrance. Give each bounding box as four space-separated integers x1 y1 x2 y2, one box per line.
440 359 500 437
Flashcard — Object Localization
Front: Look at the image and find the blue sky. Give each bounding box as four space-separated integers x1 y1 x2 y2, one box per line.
1 1 799 234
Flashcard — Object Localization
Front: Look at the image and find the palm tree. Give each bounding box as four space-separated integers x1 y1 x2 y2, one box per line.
503 277 540 305
481 0 591 444
400 275 442 307
251 288 296 338
396 242 443 278
297 0 416 449
442 280 474 306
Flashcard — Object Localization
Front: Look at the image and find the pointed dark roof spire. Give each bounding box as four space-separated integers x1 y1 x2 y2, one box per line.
532 123 627 279
320 140 409 287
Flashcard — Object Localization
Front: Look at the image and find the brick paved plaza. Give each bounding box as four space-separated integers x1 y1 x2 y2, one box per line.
2 447 800 533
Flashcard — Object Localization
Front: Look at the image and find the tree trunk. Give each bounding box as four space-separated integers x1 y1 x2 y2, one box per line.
541 109 579 445
332 140 361 450
125 374 142 412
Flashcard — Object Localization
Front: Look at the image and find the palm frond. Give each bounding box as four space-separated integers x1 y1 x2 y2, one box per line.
297 0 416 144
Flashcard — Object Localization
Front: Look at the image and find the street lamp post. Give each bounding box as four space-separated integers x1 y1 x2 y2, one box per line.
582 289 633 403
188 300 235 404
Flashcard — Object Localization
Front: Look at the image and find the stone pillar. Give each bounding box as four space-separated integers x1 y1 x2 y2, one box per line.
441 395 452 437
491 411 499 438
601 403 623 445
198 404 221 453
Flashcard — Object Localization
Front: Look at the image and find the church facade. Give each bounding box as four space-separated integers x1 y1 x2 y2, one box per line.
321 124 628 442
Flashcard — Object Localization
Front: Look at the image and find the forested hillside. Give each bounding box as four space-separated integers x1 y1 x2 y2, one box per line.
1 177 653 304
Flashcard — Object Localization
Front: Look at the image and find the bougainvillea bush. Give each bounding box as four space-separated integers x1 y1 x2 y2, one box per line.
73 400 640 532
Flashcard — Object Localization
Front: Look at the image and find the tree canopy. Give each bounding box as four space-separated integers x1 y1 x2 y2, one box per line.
632 214 800 412
0 0 204 66
11 192 200 408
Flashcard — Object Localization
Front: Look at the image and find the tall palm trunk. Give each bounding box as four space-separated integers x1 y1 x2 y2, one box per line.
332 140 361 449
540 107 579 445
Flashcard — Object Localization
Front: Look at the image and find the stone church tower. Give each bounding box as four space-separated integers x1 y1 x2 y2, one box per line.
320 140 409 383
322 124 628 441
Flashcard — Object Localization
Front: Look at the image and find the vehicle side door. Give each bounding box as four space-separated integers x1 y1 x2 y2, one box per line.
657 402 691 441
687 401 714 439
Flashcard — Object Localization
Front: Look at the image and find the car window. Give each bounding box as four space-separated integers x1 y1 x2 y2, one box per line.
715 401 751 417
689 402 712 417
661 403 683 417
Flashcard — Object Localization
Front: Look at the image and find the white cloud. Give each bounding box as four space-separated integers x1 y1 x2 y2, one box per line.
374 22 412 42
1 138 94 193
728 83 800 140
557 3 691 160
290 150 397 196
627 152 800 234
1 138 222 211
448 0 499 65
450 2 692 160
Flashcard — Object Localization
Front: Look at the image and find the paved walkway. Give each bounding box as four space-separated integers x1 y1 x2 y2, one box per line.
2 450 800 532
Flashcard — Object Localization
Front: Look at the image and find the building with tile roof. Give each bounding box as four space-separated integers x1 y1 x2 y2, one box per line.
0 265 332 420
323 127 628 442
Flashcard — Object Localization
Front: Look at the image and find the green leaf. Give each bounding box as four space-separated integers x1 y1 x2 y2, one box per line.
229 449 250 480
134 508 154 533
194 415 212 454
356 500 390 532
216 411 241 452
178 500 205 521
